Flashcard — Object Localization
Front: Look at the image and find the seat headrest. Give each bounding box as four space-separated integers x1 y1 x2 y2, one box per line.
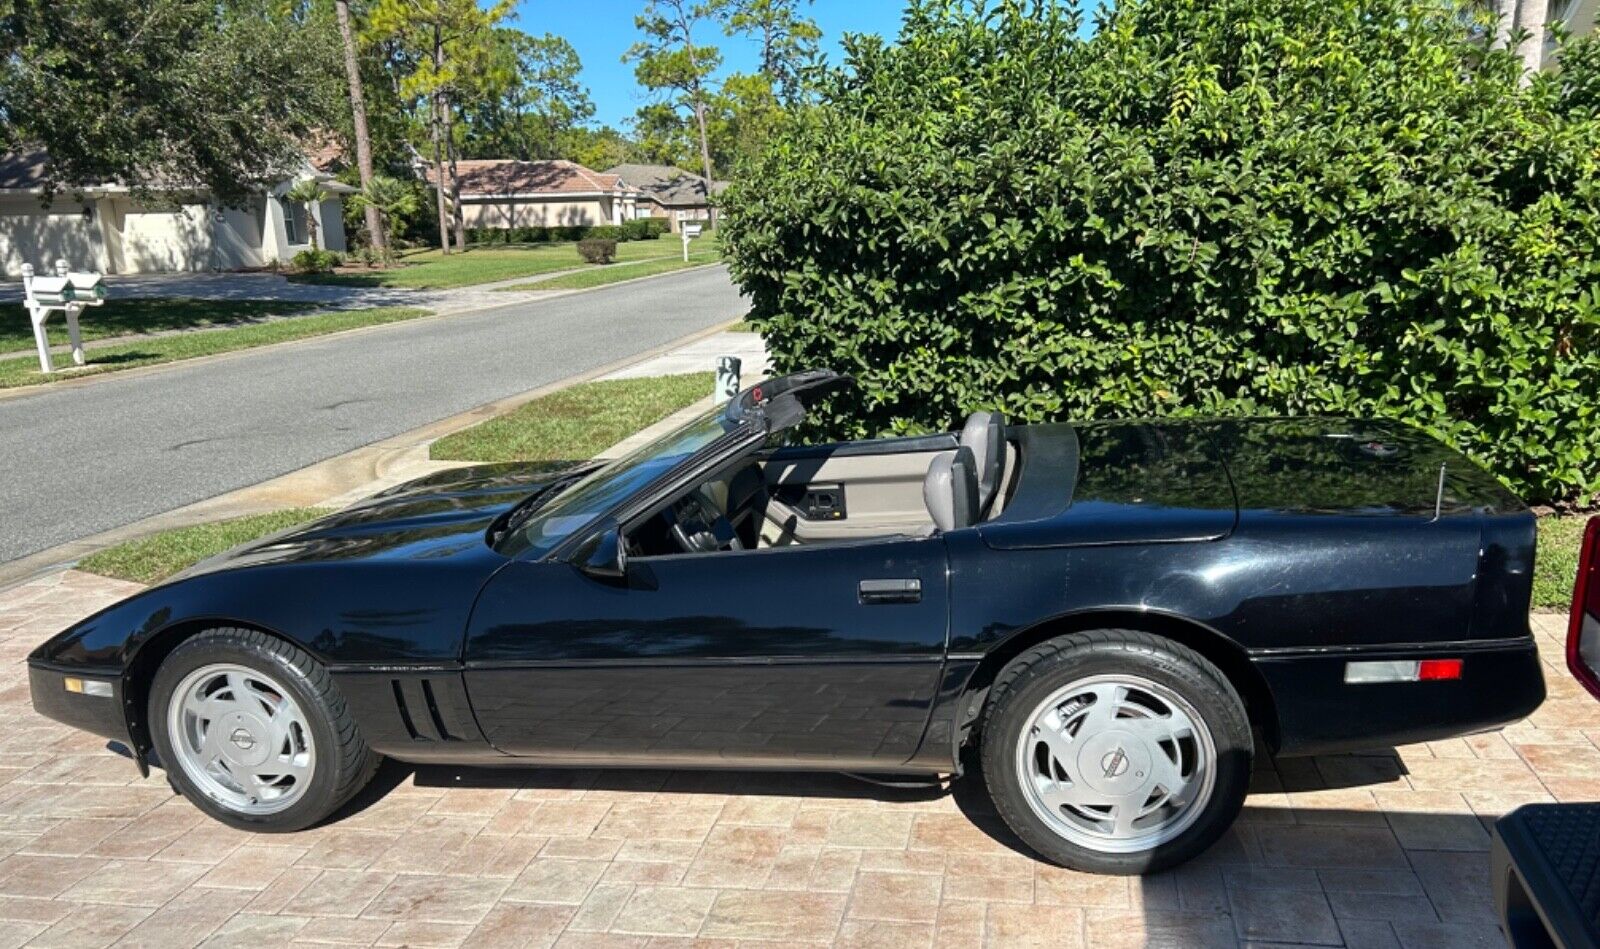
960 411 1006 512
924 446 980 532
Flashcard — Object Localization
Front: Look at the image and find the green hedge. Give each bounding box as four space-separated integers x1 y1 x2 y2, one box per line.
721 0 1600 506
466 218 668 246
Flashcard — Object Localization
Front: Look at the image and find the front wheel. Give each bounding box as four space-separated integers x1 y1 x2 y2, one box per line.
148 627 381 832
979 630 1252 874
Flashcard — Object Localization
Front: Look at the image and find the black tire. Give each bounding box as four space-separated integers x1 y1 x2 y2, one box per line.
147 627 381 832
979 630 1252 874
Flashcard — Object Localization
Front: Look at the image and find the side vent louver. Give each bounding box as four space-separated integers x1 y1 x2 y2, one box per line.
391 678 461 741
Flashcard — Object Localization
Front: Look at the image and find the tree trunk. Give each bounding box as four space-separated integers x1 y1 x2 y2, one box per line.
430 27 451 253
1493 0 1516 49
430 95 451 253
692 98 715 227
443 89 467 252
1516 0 1549 80
334 0 385 257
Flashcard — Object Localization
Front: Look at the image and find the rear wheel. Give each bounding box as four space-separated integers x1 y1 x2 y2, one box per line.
979 630 1252 874
148 627 380 832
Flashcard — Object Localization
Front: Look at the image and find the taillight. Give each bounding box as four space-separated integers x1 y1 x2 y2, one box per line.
1566 517 1600 700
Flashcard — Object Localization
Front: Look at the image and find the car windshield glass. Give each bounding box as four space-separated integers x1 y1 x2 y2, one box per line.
497 408 743 558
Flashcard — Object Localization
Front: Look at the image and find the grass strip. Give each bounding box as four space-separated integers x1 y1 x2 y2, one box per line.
0 297 323 354
431 372 714 463
290 238 689 289
78 509 335 585
0 306 431 389
1535 514 1589 611
501 252 722 292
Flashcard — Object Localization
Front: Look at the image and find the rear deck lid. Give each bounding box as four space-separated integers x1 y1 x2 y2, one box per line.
981 420 1237 549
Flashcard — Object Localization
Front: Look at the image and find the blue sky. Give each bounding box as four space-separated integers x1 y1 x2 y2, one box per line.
506 1 914 129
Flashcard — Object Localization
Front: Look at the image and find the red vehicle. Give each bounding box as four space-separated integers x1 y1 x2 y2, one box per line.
1493 516 1600 949
1567 518 1600 700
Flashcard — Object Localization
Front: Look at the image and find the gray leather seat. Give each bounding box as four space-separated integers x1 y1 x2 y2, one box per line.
923 445 980 532
959 411 1006 515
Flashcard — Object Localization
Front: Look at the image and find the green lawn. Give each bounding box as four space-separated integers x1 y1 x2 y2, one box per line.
503 250 722 292
79 509 334 585
291 237 689 290
0 297 319 353
1535 514 1593 611
431 372 713 463
0 305 431 389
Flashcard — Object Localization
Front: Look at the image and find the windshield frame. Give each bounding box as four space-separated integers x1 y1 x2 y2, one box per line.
493 405 759 561
496 368 853 564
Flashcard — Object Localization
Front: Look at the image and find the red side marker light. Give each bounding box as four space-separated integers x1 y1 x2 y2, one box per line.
1417 659 1463 681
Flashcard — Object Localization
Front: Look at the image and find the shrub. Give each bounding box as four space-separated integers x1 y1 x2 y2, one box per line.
721 0 1600 507
583 224 625 242
291 249 341 273
577 238 618 264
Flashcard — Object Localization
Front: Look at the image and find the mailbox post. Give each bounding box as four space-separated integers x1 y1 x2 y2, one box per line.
714 356 741 404
681 222 703 262
21 258 106 373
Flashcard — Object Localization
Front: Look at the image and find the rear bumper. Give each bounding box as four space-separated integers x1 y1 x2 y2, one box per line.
28 661 133 747
1253 638 1546 756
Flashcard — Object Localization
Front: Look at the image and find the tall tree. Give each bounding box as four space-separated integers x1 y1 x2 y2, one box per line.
366 0 510 251
457 30 595 160
333 0 387 256
722 0 819 101
626 0 724 221
0 0 341 202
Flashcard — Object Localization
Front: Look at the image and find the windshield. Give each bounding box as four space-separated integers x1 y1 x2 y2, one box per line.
497 407 742 558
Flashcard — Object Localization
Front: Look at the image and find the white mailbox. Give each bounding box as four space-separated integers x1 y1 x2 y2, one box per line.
680 222 704 261
67 272 108 303
20 259 103 373
27 276 76 306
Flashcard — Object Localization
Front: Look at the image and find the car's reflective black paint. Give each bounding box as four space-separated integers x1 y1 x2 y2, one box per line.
30 402 1546 778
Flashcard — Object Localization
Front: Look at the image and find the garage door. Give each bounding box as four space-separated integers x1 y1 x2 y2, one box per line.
0 197 102 278
120 204 210 272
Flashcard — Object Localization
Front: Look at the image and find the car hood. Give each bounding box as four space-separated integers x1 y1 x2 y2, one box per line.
172 460 596 580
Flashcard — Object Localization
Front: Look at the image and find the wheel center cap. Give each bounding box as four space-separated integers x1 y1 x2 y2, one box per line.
1099 747 1130 778
1077 729 1151 796
216 712 271 767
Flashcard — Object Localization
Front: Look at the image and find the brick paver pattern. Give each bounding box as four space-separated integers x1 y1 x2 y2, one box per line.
0 568 1589 947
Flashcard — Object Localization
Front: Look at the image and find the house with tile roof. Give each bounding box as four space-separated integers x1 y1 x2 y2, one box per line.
606 163 726 233
0 148 353 277
426 159 643 231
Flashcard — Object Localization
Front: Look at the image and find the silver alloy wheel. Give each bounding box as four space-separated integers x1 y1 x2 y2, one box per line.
166 663 315 816
1014 673 1216 854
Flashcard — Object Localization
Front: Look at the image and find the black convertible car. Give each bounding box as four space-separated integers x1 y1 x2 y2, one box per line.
29 370 1545 873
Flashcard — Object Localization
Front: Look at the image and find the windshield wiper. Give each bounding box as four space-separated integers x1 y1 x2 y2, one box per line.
489 472 588 546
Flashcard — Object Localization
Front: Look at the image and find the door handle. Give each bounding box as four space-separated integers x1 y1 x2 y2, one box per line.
859 578 922 604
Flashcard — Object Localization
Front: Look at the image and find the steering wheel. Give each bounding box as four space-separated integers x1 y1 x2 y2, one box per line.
663 490 745 553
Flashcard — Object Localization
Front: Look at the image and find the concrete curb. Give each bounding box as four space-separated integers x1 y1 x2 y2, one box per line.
0 316 747 591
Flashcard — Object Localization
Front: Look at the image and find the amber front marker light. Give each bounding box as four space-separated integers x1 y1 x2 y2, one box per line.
1344 658 1463 684
62 677 112 697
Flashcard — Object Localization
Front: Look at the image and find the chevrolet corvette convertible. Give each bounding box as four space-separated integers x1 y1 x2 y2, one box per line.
30 370 1545 873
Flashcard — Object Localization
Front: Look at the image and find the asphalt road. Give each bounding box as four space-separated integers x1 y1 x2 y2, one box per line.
0 266 746 565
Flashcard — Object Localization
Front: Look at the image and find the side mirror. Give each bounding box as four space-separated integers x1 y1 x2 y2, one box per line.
576 520 626 579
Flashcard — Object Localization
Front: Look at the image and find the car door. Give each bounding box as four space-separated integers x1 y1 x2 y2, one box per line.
463 534 951 769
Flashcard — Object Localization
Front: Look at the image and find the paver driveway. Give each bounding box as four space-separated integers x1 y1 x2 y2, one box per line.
0 570 1589 947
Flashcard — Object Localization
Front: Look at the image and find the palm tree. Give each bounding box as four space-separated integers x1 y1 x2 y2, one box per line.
284 179 331 251
350 175 421 263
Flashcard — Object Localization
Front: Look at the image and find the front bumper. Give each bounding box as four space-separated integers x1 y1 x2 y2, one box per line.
28 661 133 748
1254 638 1546 756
